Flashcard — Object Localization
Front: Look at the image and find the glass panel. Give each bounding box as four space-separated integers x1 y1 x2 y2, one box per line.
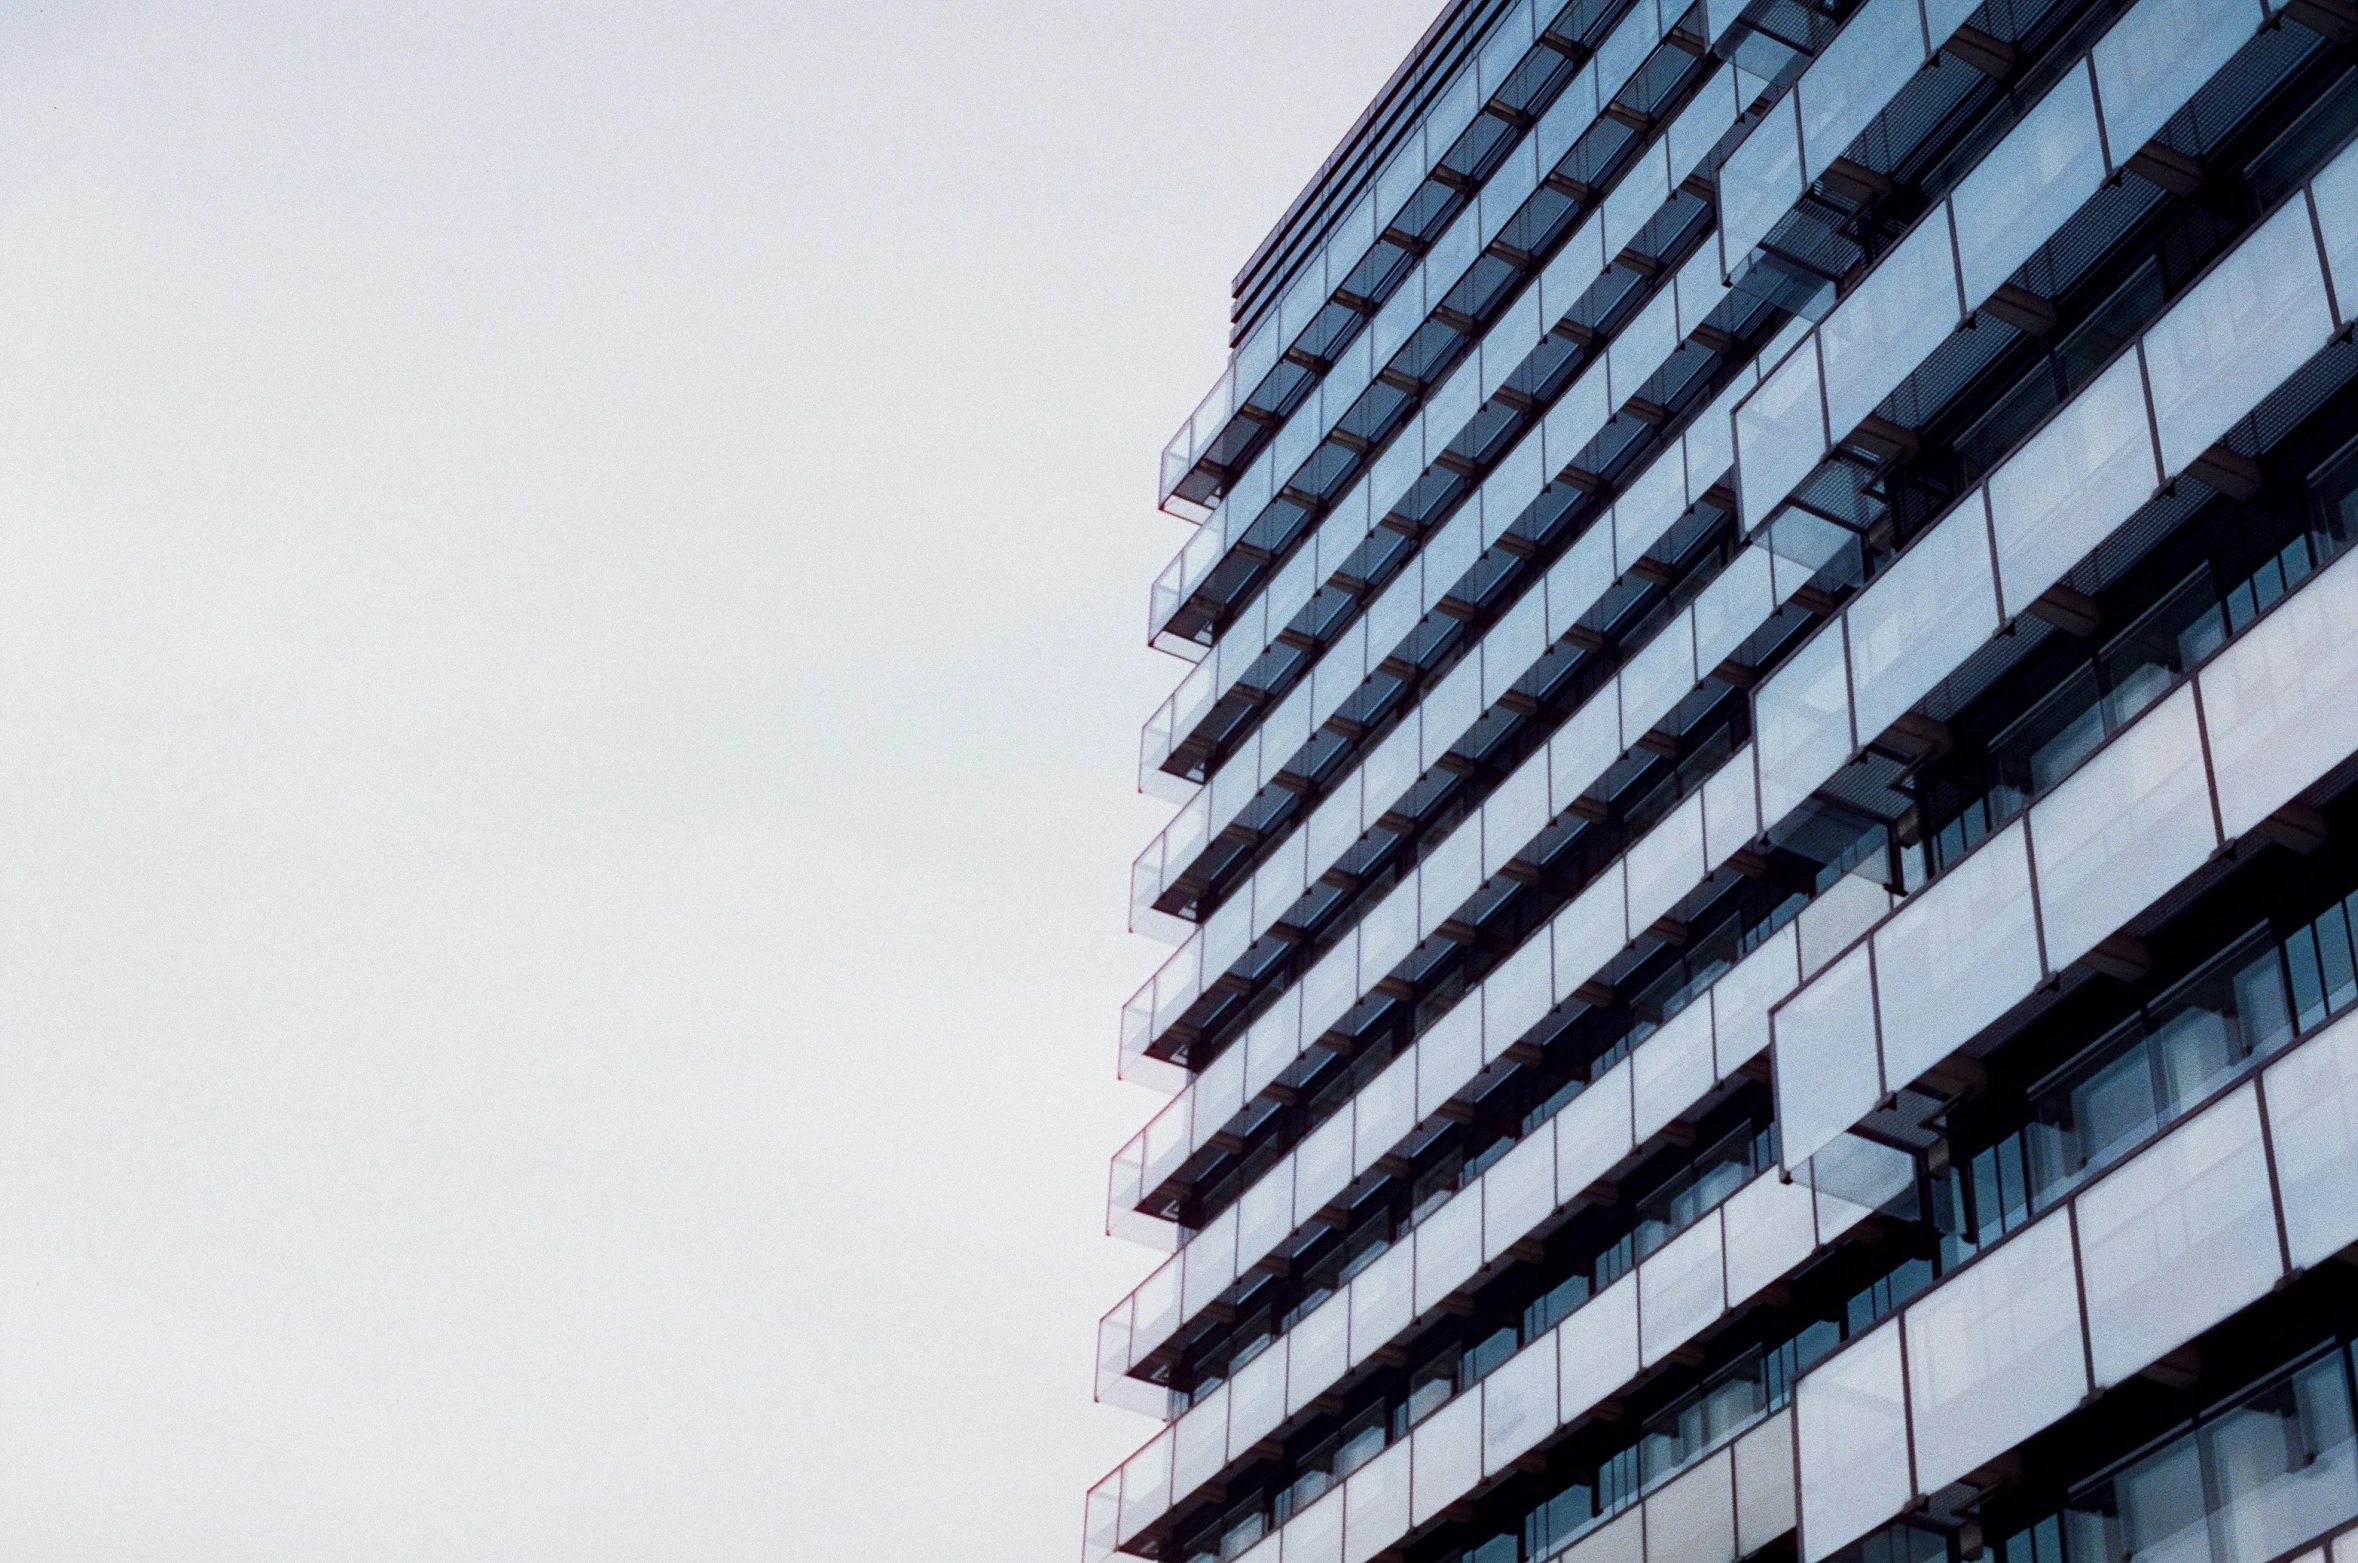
1773 942 1883 1171
1418 998 1484 1120
1799 0 1923 182
1736 335 1827 528
1296 1112 1355 1228
1288 1293 1350 1418
1410 1392 1482 1527
1954 65 2104 307
1239 1159 1297 1274
1484 1123 1559 1264
1723 1160 1819 1304
1549 864 1626 1010
1756 619 1854 828
2026 684 2215 973
2204 1354 2358 1563
2077 1085 2281 1389
1873 821 2041 1090
1342 1441 1410 1563
2091 0 2256 160
2264 1013 2358 1268
1719 91 1803 269
1350 1242 1414 1369
1987 351 2158 616
1713 922 1800 1077
1848 492 2001 744
1822 215 1960 441
1558 1057 1637 1206
1353 1053 1417 1177
1120 1428 1175 1545
1622 606 1699 743
1796 1320 1912 1562
2143 201 2336 477
1641 1211 1728 1367
1734 1412 1798 1557
1484 1331 1561 1475
1485 929 1557 1055
2319 142 2358 326
1175 1381 1231 1499
1414 1184 1483 1315
1695 547 1776 683
1903 1212 2086 1494
2198 527 2358 841
1550 687 1623 815
1558 1270 1641 1423
1486 750 1552 880
1184 1207 1240 1317
1646 1448 1737 1563
1635 998 1717 1146
1627 790 1708 943
1284 1487 1344 1563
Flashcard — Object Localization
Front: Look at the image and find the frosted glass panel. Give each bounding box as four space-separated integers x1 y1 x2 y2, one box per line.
1634 999 1716 1146
1174 1382 1230 1498
1737 338 1828 528
1774 943 1883 1171
1414 1189 1483 1316
1873 821 2042 1089
1484 1123 1558 1264
2091 0 2254 158
1349 1243 1413 1367
2142 200 2334 475
1627 790 1707 940
1646 1448 1737 1563
1640 1211 1726 1367
1723 1156 1821 1303
1409 1392 1481 1526
2077 1084 2281 1387
1847 492 2000 744
1988 351 2158 615
1119 1428 1174 1544
1799 0 1923 182
1289 1294 1350 1417
1735 1413 1799 1557
1720 94 1803 270
1796 1319 1912 1562
1559 1271 1641 1422
1756 621 1854 827
1482 1332 1560 1475
1486 931 1556 1056
1902 1211 2087 1493
2027 685 2216 972
2320 140 2358 324
1821 215 1960 440
1230 1341 1287 1456
2267 1011 2358 1268
2199 545 2358 841
1353 1054 1417 1176
1286 1490 1344 1563
1550 867 1626 1006
1954 66 2105 308
1558 1059 1636 1202
1418 1000 1483 1120
1342 1440 1410 1563
1714 922 1799 1076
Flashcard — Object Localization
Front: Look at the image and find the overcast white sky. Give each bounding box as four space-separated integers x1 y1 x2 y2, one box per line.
0 1 1446 1559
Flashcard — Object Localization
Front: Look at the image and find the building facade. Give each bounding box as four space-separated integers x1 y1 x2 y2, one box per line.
1090 2 2358 1563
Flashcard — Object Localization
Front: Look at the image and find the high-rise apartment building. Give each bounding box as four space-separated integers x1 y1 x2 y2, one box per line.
1088 3 2358 1563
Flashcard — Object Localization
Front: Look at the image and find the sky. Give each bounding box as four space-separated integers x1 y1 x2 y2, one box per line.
0 1 1444 1559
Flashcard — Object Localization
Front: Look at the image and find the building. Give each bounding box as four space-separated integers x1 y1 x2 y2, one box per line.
1088 2 2358 1563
